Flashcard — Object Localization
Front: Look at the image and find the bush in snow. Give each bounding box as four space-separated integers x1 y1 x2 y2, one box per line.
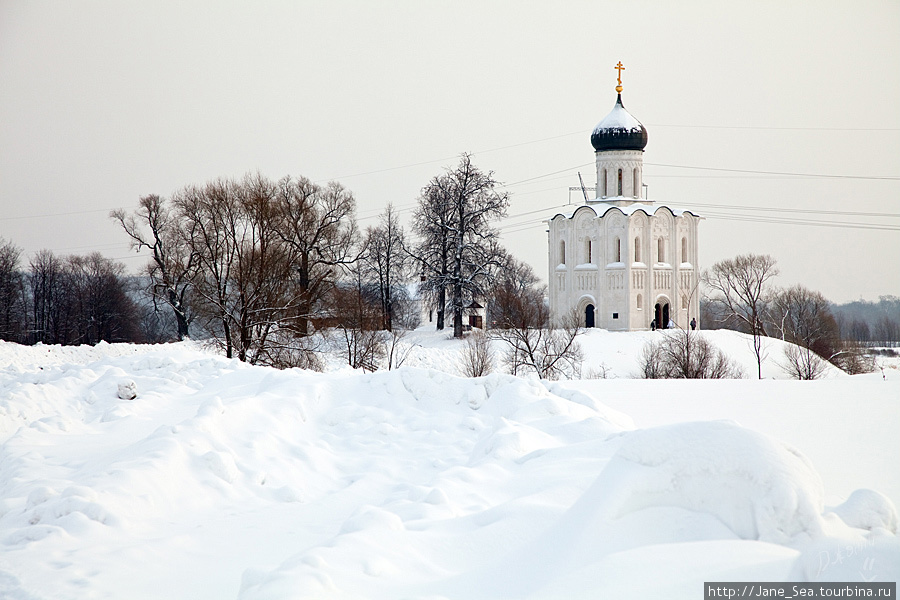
780 343 829 380
459 330 495 377
492 308 584 381
639 329 744 379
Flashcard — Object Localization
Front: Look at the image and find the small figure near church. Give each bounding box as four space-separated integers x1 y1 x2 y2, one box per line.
650 319 656 331
690 317 696 330
668 318 676 329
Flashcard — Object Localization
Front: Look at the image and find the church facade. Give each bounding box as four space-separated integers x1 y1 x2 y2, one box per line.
547 66 701 331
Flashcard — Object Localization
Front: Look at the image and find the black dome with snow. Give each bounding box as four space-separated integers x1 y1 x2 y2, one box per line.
590 94 648 152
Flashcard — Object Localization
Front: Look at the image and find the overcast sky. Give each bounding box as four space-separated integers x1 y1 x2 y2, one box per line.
1 1 898 304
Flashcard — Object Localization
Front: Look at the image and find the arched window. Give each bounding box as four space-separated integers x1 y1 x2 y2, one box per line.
637 293 643 310
615 237 621 262
634 237 641 263
560 240 566 265
657 237 665 263
586 239 592 264
633 169 640 198
681 237 688 263
682 295 688 310
600 170 607 197
617 169 623 196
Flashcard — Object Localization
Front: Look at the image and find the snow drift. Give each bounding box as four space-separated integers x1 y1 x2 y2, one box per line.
0 337 897 599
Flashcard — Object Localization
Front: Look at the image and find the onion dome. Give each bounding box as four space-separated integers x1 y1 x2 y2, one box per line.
590 93 648 152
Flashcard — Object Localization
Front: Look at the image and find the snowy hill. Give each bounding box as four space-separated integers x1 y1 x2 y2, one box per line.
387 327 853 380
0 334 897 599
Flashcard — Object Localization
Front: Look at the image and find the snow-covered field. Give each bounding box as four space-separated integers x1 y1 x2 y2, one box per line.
1 329 897 599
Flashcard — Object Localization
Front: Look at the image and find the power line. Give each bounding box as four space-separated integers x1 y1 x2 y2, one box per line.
648 123 900 132
646 162 900 181
0 207 119 222
318 132 585 183
699 212 900 231
501 163 594 187
495 199 900 235
681 201 900 219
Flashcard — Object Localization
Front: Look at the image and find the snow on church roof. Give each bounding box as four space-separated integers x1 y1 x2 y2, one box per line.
592 98 643 131
590 94 648 152
548 201 702 222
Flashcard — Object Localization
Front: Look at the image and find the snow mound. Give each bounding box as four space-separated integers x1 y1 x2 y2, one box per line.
0 339 896 599
790 529 900 582
832 489 898 533
592 421 826 543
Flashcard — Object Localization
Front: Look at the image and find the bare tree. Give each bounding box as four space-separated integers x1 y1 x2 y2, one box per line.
703 253 778 378
65 253 142 344
409 174 455 331
847 318 871 343
362 203 409 331
0 238 26 342
332 261 386 372
173 175 299 362
769 285 838 355
410 154 509 338
173 179 241 357
384 328 415 370
768 284 854 378
488 253 543 329
272 176 360 336
29 250 66 344
24 251 142 346
111 195 194 340
874 313 900 343
493 305 584 381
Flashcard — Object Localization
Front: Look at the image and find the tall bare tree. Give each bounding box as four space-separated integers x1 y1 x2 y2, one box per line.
29 249 65 344
173 179 241 356
703 253 778 378
769 284 844 378
272 176 359 335
332 256 386 372
409 173 455 331
488 253 542 329
112 195 194 340
173 174 301 363
0 238 26 342
362 203 408 331
410 154 509 338
489 270 584 381
65 253 141 344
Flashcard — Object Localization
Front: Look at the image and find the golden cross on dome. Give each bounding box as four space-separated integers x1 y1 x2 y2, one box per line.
615 61 625 93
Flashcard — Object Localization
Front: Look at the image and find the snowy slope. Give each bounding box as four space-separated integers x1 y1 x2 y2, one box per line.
379 327 852 380
0 336 897 600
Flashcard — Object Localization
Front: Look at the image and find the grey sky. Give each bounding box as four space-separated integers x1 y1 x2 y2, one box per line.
1 0 898 304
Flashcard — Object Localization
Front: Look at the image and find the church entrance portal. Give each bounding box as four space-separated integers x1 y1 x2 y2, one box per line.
585 304 595 328
654 302 670 329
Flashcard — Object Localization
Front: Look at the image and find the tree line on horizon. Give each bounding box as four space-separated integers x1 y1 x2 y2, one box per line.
0 156 542 368
1 156 897 379
699 254 900 378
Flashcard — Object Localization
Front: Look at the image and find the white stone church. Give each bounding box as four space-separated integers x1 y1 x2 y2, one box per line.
547 67 701 331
